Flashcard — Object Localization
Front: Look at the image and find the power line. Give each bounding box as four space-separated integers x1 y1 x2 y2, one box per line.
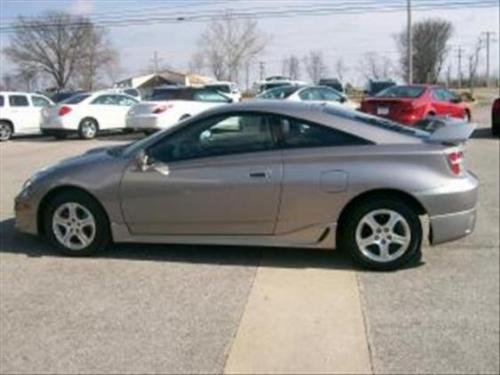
0 0 496 33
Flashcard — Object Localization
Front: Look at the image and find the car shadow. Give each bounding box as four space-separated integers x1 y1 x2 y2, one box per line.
0 218 424 272
472 127 496 139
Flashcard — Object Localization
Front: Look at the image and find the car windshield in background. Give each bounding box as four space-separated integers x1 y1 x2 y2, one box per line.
258 86 298 99
61 94 90 104
323 104 429 139
206 85 231 93
375 86 425 98
148 89 179 101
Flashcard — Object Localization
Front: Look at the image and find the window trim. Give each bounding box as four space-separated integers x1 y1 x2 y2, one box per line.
146 111 282 164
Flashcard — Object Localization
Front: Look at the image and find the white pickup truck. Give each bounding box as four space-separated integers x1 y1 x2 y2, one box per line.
0 91 54 141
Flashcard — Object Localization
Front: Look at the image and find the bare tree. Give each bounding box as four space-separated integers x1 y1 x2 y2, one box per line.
303 50 328 83
396 18 453 83
5 12 117 89
189 51 205 74
193 12 267 81
467 38 485 94
334 58 348 82
358 52 393 80
281 54 300 80
74 24 119 90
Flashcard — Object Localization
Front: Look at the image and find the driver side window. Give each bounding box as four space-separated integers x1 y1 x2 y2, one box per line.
148 113 277 163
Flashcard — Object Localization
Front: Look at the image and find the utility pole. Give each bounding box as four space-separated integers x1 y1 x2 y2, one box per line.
407 0 413 84
482 31 497 87
456 46 464 88
259 61 265 80
245 61 250 90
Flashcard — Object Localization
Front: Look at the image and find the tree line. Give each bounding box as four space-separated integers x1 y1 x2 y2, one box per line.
1 11 493 92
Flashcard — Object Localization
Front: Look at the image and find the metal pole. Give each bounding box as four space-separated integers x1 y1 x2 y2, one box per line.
407 0 413 84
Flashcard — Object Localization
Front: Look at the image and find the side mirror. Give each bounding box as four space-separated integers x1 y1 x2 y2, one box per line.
340 97 347 103
134 149 151 171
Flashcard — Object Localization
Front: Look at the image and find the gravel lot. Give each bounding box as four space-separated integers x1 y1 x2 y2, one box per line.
0 102 498 374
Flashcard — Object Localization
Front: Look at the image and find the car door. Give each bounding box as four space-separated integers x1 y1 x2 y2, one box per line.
430 88 454 116
89 94 121 129
113 95 139 128
8 94 38 133
31 95 53 130
276 117 372 234
120 112 283 235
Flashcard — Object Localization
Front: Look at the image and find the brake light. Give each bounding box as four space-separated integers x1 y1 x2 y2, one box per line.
152 104 172 114
446 150 464 175
58 106 72 116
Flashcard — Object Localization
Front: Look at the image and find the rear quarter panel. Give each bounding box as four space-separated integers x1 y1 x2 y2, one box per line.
276 144 452 234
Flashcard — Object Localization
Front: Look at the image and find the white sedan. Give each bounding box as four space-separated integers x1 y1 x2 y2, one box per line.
126 86 231 133
0 91 53 141
41 91 139 139
256 85 358 110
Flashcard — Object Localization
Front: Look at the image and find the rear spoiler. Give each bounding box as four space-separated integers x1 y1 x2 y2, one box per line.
414 116 476 145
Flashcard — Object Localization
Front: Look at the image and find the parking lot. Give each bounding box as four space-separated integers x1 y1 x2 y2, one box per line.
0 102 498 374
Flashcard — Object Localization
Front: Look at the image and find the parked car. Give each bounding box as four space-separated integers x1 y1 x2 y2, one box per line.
318 78 343 93
126 86 232 133
492 97 500 137
50 90 86 103
0 91 54 141
364 80 396 96
360 85 471 126
109 87 142 101
41 91 139 139
254 79 305 93
256 85 357 110
204 81 241 102
15 101 478 270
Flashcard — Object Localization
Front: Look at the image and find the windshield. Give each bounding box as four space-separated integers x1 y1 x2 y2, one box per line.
323 104 429 139
375 85 425 98
61 94 90 104
257 85 298 99
206 84 231 93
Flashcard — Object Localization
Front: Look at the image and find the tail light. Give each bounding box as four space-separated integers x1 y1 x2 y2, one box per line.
152 104 172 114
58 106 72 116
446 150 464 175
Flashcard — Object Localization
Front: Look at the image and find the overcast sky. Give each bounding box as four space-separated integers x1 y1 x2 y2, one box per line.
0 0 498 87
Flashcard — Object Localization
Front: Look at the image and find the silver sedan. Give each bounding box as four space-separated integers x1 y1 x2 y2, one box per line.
15 101 479 270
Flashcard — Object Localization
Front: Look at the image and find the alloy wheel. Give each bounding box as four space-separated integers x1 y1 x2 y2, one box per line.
0 123 12 141
81 120 97 138
52 202 96 250
355 209 411 263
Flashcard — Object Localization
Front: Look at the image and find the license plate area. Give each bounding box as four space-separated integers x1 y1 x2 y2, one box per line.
377 106 389 115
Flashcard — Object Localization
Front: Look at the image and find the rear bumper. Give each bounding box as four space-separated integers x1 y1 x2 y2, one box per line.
429 207 476 244
417 171 479 245
126 116 161 131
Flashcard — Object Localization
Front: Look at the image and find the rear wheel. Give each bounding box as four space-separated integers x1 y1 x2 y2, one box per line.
0 121 13 141
43 191 110 256
78 118 98 139
338 197 422 270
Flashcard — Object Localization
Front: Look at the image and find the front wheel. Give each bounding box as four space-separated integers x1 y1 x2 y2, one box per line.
43 191 110 256
338 197 422 270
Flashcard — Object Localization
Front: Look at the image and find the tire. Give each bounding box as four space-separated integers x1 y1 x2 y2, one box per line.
78 118 99 139
464 110 471 122
43 190 110 256
0 121 13 141
338 196 422 271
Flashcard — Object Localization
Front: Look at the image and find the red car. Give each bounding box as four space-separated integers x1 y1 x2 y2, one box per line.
360 84 470 126
492 97 500 137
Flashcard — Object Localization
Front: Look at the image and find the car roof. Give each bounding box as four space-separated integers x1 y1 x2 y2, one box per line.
0 91 45 95
197 101 425 144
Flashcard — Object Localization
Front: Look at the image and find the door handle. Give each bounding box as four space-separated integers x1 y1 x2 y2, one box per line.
248 171 270 178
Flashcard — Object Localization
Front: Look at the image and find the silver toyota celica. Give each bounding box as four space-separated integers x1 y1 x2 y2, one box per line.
15 101 479 270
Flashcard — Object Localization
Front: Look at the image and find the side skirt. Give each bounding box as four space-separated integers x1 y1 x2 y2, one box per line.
111 222 337 249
